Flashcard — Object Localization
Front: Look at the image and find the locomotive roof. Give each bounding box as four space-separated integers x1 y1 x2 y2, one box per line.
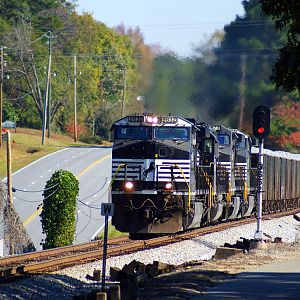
112 115 195 128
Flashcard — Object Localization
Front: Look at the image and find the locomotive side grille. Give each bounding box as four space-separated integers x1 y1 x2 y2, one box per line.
155 159 190 182
112 159 144 180
218 162 232 178
235 163 247 180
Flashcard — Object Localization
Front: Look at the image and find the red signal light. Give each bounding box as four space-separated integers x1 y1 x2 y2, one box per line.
257 127 265 134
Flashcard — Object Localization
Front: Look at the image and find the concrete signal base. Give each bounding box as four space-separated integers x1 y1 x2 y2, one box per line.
249 240 268 250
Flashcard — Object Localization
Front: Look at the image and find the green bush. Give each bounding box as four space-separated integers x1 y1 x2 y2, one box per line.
40 170 79 249
79 134 104 145
26 147 41 154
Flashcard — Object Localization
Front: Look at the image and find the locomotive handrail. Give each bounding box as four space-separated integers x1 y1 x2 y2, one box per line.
173 164 191 212
200 166 214 208
110 163 126 187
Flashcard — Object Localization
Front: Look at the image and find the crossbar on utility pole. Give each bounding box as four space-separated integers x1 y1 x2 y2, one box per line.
0 46 4 147
42 32 52 145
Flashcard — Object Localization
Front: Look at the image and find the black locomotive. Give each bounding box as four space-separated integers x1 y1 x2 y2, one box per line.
110 114 300 237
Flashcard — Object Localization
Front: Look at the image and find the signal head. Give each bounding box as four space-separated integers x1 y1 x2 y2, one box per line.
253 105 270 139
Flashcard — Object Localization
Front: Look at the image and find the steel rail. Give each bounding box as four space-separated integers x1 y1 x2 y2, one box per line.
1 208 300 279
0 236 129 266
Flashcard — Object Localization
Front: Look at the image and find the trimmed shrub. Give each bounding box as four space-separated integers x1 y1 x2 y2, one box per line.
40 170 79 249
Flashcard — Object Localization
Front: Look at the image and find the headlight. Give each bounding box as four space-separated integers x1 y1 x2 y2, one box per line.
124 181 134 190
165 182 172 190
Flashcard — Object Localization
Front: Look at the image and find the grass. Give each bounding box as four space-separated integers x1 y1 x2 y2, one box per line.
97 221 128 239
0 128 90 179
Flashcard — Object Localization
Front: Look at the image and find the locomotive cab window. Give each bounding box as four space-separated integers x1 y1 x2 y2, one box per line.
154 127 190 140
114 126 151 140
237 139 246 150
217 134 230 146
203 139 213 154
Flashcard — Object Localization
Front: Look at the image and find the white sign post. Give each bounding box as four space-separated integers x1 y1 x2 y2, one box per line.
100 203 114 292
254 139 264 240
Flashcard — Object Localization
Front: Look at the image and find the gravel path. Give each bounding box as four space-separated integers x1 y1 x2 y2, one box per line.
0 215 299 299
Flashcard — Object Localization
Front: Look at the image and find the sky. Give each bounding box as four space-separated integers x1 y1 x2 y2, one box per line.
76 0 245 57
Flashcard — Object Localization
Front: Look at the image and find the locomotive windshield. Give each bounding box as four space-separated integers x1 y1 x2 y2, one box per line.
154 127 189 140
114 126 151 140
217 134 230 145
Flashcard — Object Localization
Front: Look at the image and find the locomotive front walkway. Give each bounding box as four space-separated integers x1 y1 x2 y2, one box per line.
195 256 300 299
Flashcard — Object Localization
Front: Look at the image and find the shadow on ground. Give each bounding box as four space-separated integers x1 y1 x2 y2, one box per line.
140 269 300 300
0 274 100 300
139 269 234 300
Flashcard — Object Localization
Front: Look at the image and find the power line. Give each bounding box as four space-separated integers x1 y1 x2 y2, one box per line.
77 198 101 209
13 194 43 203
12 182 59 193
76 205 102 221
4 32 49 51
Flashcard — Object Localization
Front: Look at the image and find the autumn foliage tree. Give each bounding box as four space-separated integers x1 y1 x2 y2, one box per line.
270 98 300 151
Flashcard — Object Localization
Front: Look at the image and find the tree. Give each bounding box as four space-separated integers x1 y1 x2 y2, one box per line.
191 0 285 129
40 170 79 249
270 98 300 151
260 0 300 92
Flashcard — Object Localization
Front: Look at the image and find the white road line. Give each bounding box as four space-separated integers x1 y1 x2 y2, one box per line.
9 148 68 178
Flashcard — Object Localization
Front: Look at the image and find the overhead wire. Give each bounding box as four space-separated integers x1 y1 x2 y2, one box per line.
12 182 60 193
13 186 60 203
75 204 92 238
77 198 101 209
4 32 49 51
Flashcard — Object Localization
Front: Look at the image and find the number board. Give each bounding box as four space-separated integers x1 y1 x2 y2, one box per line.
128 116 144 123
161 116 178 123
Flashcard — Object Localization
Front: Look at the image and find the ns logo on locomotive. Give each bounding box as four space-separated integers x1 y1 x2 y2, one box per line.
110 114 300 238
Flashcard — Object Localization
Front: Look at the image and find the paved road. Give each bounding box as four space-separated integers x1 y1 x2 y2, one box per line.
8 146 112 250
195 257 300 299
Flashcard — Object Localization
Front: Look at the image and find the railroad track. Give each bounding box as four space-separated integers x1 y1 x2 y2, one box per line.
1 208 299 280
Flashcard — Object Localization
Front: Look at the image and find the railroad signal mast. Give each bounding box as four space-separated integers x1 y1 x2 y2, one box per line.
253 105 270 241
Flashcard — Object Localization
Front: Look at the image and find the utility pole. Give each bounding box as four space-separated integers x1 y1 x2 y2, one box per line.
239 54 246 130
47 72 51 139
42 32 52 145
74 54 77 142
6 130 12 206
121 67 126 118
0 46 4 147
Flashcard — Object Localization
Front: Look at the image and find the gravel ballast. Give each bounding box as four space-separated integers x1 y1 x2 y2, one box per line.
0 215 299 299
